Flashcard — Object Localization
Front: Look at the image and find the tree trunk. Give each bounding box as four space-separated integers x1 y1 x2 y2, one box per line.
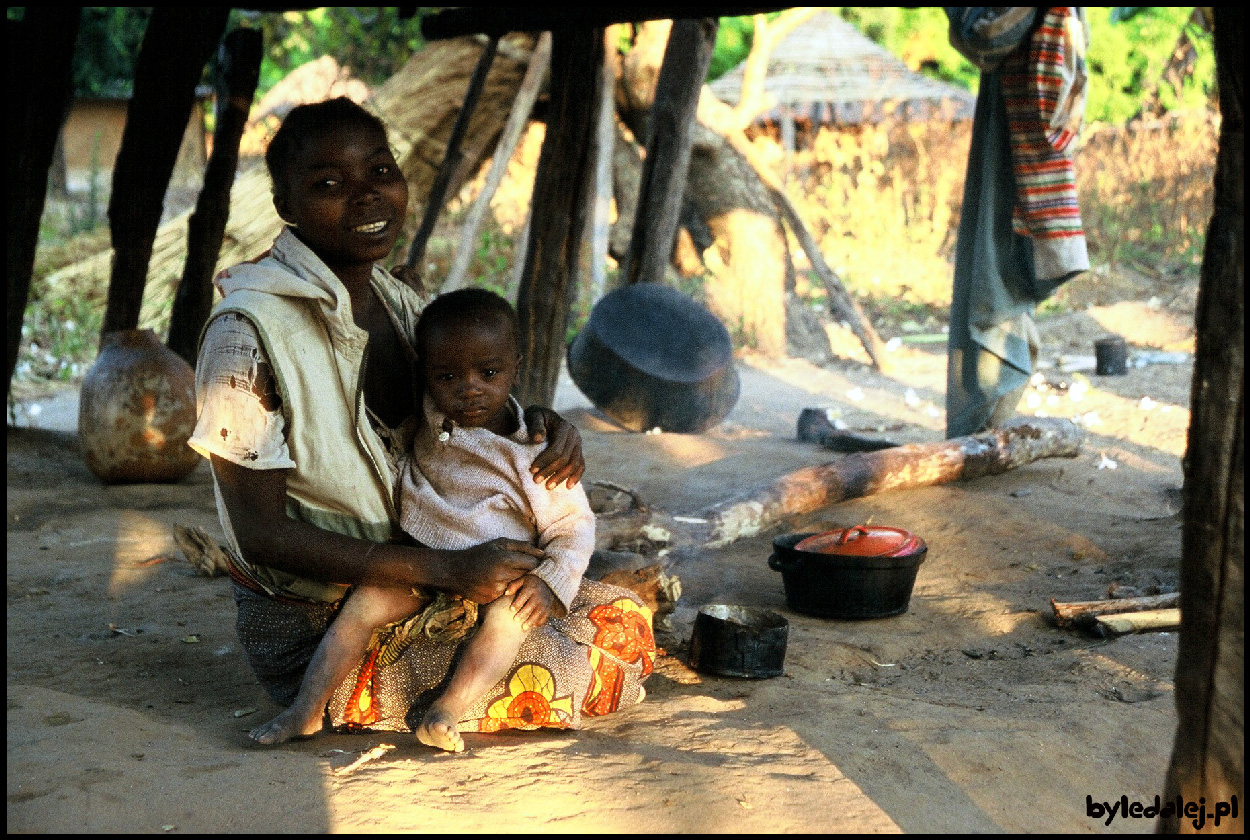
6 7 80 400
101 7 230 340
1161 9 1245 832
514 27 603 409
167 27 263 366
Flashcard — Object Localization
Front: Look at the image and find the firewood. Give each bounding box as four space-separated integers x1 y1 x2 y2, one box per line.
1049 593 1180 629
1094 608 1182 637
596 416 1084 552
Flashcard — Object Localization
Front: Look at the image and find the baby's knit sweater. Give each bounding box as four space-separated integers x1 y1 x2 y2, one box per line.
398 395 594 611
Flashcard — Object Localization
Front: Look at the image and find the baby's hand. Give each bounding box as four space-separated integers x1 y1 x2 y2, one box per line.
503 574 557 631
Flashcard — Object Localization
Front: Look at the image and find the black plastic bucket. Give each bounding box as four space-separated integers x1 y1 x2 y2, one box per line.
769 532 927 619
688 604 789 678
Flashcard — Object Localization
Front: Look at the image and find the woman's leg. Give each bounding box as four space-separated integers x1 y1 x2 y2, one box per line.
417 597 527 752
250 585 423 745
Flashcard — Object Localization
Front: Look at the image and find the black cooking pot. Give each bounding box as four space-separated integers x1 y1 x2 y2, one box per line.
769 528 927 619
567 283 740 433
688 604 789 678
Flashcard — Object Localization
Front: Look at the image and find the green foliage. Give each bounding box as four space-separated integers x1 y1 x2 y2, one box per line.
839 6 981 91
70 7 151 98
1084 7 1215 123
230 7 427 101
707 16 755 82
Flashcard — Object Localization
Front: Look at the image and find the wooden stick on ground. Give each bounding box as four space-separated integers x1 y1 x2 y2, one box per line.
1050 593 1180 629
596 416 1085 551
1095 609 1182 637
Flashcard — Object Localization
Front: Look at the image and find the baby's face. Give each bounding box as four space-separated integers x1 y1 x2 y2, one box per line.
422 319 519 434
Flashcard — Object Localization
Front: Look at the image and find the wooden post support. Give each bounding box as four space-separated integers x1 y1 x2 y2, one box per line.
101 7 230 339
514 27 604 409
1161 9 1245 832
7 7 80 398
443 32 551 294
405 34 500 278
621 17 719 286
167 27 263 365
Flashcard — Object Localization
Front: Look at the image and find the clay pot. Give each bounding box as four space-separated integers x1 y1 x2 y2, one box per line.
78 328 201 483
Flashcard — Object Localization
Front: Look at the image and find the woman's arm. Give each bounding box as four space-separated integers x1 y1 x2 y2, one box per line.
522 406 585 489
211 454 540 603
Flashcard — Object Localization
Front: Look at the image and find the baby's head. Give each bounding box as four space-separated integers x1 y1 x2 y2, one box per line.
415 289 522 432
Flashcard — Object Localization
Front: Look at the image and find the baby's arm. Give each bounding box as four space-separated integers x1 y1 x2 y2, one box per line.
524 479 596 617
504 574 558 630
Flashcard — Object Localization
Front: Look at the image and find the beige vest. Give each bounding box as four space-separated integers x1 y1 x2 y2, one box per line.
212 262 425 602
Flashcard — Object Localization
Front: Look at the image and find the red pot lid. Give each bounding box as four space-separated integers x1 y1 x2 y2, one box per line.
795 526 924 557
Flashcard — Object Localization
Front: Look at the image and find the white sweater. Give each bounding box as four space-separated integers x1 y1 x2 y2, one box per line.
398 395 594 611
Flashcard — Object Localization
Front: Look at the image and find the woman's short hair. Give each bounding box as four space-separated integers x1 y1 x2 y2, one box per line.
265 96 389 196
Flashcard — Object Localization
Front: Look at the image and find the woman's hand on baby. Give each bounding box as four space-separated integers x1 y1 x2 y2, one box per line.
446 539 542 603
504 574 557 631
524 406 585 490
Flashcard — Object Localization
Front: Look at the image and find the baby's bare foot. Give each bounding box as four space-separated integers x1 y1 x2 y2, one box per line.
249 706 324 745
416 705 464 752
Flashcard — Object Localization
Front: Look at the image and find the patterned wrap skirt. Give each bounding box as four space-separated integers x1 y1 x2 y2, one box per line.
233 578 656 734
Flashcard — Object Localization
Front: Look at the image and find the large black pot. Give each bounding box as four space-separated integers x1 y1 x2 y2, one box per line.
567 283 740 433
769 529 927 619
688 605 789 679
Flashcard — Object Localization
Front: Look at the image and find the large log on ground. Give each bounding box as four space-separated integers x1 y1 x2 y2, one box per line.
596 416 1084 551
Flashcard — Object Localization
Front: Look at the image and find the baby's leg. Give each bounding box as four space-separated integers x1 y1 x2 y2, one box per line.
250 585 423 745
417 598 528 752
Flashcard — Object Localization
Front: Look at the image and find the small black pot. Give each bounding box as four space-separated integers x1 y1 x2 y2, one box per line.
769 531 927 619
688 605 789 678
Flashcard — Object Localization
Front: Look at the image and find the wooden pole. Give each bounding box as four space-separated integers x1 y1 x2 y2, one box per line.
443 32 551 293
621 17 719 285
514 27 603 408
166 27 263 365
7 7 80 399
101 7 230 339
1161 8 1245 831
585 26 620 304
404 34 500 277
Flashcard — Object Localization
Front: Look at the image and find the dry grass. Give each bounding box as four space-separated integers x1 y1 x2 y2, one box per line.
781 110 1218 331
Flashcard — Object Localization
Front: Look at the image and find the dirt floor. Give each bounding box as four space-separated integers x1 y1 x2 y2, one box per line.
7 274 1198 833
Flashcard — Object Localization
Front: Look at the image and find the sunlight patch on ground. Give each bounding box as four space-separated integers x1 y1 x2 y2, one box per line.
108 511 177 599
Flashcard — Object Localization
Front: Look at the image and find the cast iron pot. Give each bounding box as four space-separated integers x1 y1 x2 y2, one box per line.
769 526 927 619
567 283 740 433
688 604 789 679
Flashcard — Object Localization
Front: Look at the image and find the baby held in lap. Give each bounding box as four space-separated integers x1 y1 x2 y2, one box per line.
250 289 594 751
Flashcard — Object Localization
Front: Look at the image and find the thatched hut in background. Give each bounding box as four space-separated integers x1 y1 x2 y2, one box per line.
710 11 975 151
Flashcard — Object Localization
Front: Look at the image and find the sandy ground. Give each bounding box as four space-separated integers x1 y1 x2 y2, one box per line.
7 292 1197 833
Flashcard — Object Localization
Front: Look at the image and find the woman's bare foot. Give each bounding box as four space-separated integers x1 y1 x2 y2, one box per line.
248 705 325 745
416 704 464 752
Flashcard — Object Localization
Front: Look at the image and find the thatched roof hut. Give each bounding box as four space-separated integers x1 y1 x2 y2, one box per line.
709 11 975 147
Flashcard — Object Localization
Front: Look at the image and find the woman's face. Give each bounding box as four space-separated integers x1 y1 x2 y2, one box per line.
422 318 520 434
275 120 409 275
